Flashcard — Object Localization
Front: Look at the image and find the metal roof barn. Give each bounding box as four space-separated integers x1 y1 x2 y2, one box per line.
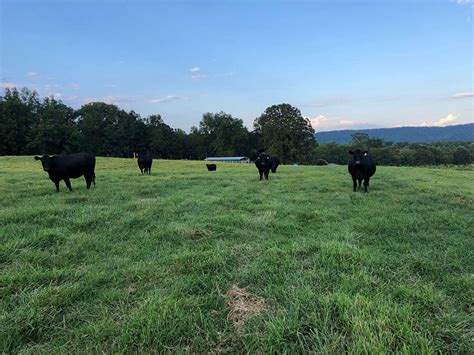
205 156 250 163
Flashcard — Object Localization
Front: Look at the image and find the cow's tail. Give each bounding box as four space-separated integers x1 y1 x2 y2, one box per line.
93 172 96 185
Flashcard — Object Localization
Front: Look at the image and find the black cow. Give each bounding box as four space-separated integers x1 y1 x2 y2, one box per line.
348 149 376 192
206 164 217 171
137 153 153 174
34 152 96 192
255 152 272 180
270 156 280 173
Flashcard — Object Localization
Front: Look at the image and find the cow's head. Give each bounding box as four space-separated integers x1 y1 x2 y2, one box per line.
349 150 368 165
34 155 54 172
257 152 271 166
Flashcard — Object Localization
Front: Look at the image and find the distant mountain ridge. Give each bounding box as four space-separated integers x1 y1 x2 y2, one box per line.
314 123 474 144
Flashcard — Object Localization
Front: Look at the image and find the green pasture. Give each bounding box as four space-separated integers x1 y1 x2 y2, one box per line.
0 157 472 353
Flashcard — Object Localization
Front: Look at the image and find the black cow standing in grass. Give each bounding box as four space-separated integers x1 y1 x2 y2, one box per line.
348 149 376 192
270 156 280 173
206 164 217 171
137 152 153 174
34 152 96 192
255 152 272 180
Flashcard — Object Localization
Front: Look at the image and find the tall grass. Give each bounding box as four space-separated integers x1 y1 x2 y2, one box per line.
1 157 472 352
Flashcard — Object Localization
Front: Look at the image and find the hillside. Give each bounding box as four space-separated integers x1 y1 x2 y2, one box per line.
1 157 473 353
315 123 474 143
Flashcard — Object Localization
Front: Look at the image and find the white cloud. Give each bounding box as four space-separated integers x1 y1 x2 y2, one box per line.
415 114 459 127
190 67 201 73
43 83 60 90
48 92 64 99
308 115 329 128
149 95 186 104
454 0 474 7
45 92 79 101
70 83 80 90
307 114 367 131
84 95 135 105
26 71 39 78
0 82 16 89
191 73 208 81
451 92 474 98
64 95 78 101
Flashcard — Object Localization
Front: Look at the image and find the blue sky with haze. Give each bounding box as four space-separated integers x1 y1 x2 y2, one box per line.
1 0 472 131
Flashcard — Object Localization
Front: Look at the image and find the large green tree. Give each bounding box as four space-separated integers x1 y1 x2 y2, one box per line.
254 103 315 163
29 96 79 154
198 112 251 157
452 146 471 165
76 102 116 155
77 102 144 157
0 88 40 155
186 112 252 159
145 114 183 159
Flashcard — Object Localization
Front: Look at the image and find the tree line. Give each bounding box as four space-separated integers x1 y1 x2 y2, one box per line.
0 87 316 163
316 133 474 166
1 87 472 166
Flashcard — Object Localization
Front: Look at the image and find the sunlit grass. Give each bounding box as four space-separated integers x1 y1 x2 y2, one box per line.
1 157 473 352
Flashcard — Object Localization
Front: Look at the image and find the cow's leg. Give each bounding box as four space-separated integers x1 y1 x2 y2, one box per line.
259 169 263 181
64 178 72 191
54 180 60 192
140 167 144 174
357 178 362 190
92 172 96 185
364 177 370 193
352 177 357 192
264 170 269 180
148 167 151 175
85 174 92 189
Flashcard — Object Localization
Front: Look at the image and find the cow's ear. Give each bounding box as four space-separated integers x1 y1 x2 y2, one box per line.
34 156 41 160
348 150 354 155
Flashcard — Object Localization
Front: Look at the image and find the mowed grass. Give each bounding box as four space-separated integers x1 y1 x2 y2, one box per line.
0 157 473 353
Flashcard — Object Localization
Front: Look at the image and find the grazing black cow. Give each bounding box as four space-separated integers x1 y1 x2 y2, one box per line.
348 149 376 192
270 156 280 173
206 164 217 171
137 152 153 174
34 152 96 192
255 152 272 180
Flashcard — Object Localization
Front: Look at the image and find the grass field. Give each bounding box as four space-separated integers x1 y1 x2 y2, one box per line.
1 157 473 353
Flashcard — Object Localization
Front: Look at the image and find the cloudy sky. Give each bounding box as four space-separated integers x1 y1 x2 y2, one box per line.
1 0 473 131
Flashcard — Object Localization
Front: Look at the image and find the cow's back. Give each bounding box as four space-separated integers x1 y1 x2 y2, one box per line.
53 153 95 178
362 155 376 177
138 153 152 167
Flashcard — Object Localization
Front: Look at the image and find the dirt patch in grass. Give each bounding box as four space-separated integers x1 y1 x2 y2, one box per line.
226 285 265 327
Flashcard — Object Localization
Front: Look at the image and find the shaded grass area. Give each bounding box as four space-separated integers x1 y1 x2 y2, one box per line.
0 157 473 352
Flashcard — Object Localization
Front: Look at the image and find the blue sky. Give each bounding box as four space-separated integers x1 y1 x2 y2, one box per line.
1 0 473 131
